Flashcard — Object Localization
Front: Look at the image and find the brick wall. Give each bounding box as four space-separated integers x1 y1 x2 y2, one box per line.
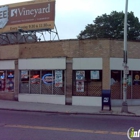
1 39 140 101
1 39 140 59
65 58 73 105
110 40 140 58
0 44 19 59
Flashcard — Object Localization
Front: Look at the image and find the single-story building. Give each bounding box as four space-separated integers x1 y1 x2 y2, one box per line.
0 39 140 106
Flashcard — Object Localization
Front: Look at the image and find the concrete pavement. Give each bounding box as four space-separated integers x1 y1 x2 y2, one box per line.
0 100 139 116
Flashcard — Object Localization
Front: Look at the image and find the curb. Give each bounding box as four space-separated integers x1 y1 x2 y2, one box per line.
0 108 138 117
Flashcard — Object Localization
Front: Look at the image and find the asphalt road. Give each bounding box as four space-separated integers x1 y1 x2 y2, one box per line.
0 110 139 140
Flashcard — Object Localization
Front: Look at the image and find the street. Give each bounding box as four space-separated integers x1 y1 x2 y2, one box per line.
0 110 139 140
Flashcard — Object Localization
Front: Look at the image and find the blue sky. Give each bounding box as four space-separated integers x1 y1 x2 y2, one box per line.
1 0 140 40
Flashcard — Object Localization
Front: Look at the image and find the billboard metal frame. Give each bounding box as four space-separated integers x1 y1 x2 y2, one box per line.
0 25 59 45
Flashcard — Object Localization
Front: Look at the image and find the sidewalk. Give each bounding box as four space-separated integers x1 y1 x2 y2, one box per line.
0 100 139 116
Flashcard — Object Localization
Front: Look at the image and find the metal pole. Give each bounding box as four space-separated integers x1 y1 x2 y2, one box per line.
121 0 128 113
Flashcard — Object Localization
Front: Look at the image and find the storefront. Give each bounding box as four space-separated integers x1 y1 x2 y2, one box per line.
18 58 66 104
110 58 140 106
0 39 140 106
0 60 15 99
72 58 102 106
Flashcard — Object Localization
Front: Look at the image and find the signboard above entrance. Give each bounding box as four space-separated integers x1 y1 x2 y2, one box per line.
0 0 55 33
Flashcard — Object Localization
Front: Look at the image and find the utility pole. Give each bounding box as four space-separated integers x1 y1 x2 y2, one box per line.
121 0 128 113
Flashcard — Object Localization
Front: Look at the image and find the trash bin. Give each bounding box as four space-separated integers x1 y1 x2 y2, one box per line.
102 90 111 111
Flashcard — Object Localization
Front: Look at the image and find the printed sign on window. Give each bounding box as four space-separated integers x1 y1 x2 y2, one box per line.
76 81 84 92
90 71 99 79
21 70 28 79
76 71 85 80
55 70 63 87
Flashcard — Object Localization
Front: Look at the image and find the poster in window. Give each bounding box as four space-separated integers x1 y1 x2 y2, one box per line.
133 74 140 85
21 70 28 79
76 71 85 80
7 79 14 92
55 70 63 87
90 71 99 79
76 81 84 92
31 75 40 84
7 71 14 79
0 71 5 79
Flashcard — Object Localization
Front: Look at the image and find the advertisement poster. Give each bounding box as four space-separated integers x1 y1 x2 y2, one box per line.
21 70 28 79
76 71 85 80
76 81 84 92
90 71 99 79
31 75 40 84
55 70 63 87
0 0 55 33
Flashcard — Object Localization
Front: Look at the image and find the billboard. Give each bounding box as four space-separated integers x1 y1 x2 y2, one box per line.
0 0 55 33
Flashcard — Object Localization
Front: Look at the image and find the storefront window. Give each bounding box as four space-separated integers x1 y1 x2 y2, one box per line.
73 70 102 96
111 71 121 86
21 70 29 82
42 70 54 85
19 70 64 95
30 70 40 94
76 71 85 93
111 70 121 99
0 71 6 91
133 71 140 85
55 70 63 88
30 70 40 84
20 70 29 93
0 70 14 92
7 71 14 92
132 71 140 99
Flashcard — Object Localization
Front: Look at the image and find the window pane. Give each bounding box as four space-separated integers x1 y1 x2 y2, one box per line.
30 70 40 94
133 71 140 85
30 70 40 84
21 70 29 82
0 71 6 91
41 70 53 94
111 70 121 99
20 70 29 93
7 70 14 92
132 71 140 99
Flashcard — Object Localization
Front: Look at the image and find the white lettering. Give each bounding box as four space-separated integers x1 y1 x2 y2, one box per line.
103 98 109 103
11 3 51 18
134 131 139 137
18 8 24 16
34 9 37 17
45 4 50 13
30 9 34 15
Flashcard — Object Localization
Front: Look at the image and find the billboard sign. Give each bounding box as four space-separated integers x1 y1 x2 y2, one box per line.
0 0 55 33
